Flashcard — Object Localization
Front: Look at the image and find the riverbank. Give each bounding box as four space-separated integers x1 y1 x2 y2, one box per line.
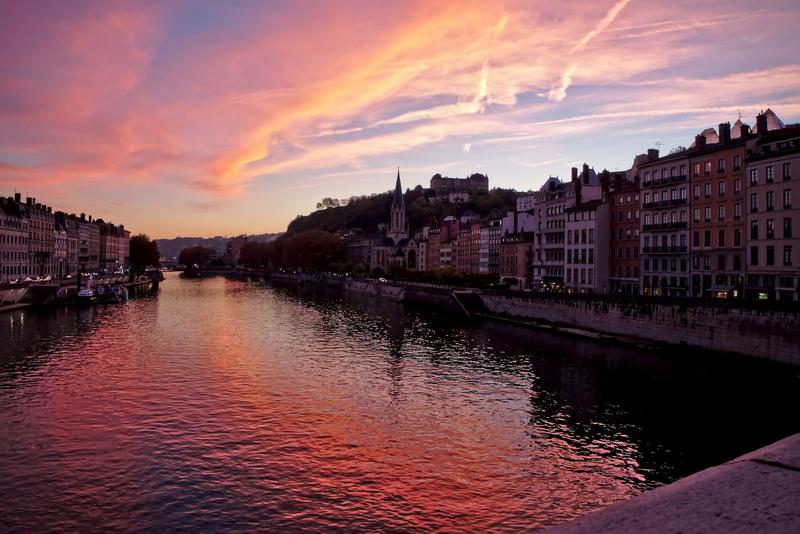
0 275 156 313
544 432 800 533
260 273 800 366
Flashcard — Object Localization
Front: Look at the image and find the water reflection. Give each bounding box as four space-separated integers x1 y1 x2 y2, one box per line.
0 273 797 532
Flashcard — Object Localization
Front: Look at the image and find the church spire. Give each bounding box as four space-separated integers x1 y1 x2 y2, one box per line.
392 167 404 209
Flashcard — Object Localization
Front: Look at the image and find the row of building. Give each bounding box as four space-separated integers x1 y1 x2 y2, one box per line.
346 109 800 301
0 193 130 282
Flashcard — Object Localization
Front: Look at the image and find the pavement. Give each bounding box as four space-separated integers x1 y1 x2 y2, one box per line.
543 433 800 533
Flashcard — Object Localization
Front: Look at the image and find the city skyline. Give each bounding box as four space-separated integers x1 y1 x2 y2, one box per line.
2 0 800 238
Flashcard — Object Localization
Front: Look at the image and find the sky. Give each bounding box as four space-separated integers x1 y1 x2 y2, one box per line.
1 0 799 238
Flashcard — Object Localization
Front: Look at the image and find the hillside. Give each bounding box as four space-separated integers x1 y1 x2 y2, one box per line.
157 233 282 260
287 187 518 235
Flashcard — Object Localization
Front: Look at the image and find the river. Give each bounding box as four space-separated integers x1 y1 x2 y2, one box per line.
0 272 797 531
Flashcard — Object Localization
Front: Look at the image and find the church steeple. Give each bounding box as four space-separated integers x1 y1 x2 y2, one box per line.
392 167 404 209
387 168 408 242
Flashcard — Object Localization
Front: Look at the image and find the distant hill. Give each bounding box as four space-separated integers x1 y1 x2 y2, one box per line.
156 233 283 260
287 187 518 235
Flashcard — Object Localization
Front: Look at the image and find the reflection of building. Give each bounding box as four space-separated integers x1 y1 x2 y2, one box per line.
745 121 800 301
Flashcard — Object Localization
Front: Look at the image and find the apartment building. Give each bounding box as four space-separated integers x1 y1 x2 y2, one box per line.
745 122 800 300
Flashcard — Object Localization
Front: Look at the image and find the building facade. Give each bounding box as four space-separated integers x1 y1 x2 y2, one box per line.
688 124 748 298
565 199 610 293
608 174 641 295
0 194 31 282
745 123 800 300
639 151 691 296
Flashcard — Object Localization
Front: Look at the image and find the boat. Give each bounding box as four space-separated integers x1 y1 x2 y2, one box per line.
105 285 129 304
77 286 95 305
77 275 96 305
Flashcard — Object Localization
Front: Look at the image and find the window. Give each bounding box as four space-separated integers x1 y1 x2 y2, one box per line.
704 230 711 247
751 246 759 266
766 246 775 266
784 246 793 266
718 254 726 271
766 165 774 183
693 163 701 177
734 203 742 220
783 162 791 181
717 158 725 172
733 178 741 194
703 256 711 269
704 161 711 175
693 185 700 199
662 169 667 179
718 181 725 197
718 205 725 221
784 217 793 239
680 187 687 199
750 220 758 240
767 219 775 239
766 191 774 211
785 189 792 209
644 171 650 183
693 231 700 247
734 229 741 247
750 168 758 185
644 192 650 204
750 193 758 212
704 207 711 222
733 155 741 170
704 183 711 198
718 229 725 247
680 164 686 176
692 256 700 269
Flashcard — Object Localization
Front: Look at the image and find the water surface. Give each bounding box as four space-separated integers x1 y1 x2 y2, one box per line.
1 273 798 531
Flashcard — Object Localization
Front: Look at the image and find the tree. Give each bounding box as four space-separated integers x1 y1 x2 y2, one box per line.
129 234 160 269
178 246 214 268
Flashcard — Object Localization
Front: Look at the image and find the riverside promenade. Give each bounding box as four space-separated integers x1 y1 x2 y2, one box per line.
544 432 800 533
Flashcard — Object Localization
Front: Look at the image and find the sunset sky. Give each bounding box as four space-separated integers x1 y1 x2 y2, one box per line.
2 0 799 238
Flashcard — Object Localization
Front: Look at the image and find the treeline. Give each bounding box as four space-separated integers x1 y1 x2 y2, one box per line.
287 187 519 235
238 230 345 271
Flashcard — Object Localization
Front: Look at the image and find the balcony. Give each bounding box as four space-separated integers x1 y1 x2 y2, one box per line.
643 198 687 209
642 174 688 189
642 246 688 254
642 222 688 232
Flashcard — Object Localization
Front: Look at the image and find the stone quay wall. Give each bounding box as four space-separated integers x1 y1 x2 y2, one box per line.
479 293 800 365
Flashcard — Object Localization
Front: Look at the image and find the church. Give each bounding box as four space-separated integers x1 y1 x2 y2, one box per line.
369 170 420 273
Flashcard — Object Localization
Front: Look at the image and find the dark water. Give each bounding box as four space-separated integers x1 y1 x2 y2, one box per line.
0 273 798 532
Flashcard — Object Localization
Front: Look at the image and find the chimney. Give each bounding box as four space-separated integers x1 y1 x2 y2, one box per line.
80 213 86 221
719 122 731 145
741 124 751 137
47 206 52 214
756 112 768 136
89 215 93 223
647 148 660 161
572 171 582 205
695 134 706 149
601 169 610 195
614 173 623 191
26 197 32 205
582 163 590 185
14 193 21 202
